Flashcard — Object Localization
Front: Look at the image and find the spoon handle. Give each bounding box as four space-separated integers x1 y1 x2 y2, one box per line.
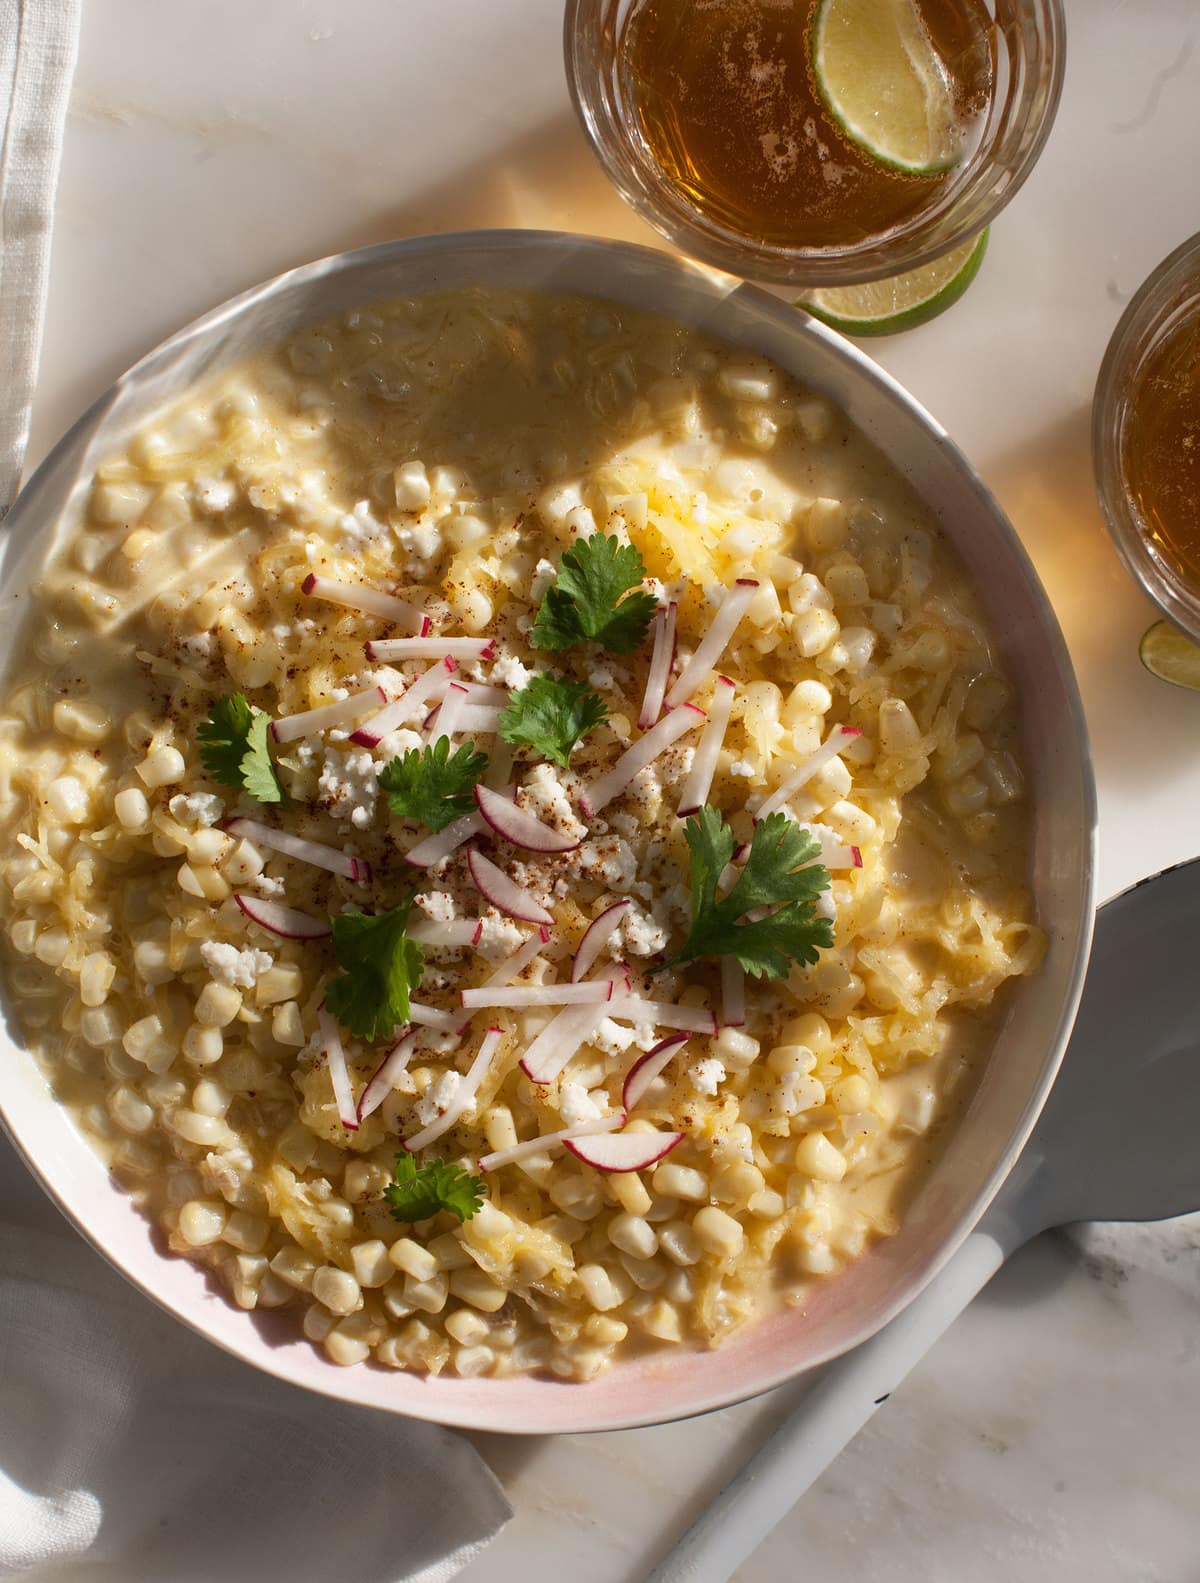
643 1229 1008 1583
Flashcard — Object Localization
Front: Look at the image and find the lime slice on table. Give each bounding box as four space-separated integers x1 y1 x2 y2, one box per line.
1139 620 1200 691
796 227 988 337
811 0 966 174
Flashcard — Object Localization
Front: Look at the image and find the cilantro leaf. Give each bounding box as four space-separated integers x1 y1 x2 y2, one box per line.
325 904 424 1043
384 1154 487 1224
531 533 658 655
497 674 607 769
670 807 834 980
197 693 283 804
378 738 489 831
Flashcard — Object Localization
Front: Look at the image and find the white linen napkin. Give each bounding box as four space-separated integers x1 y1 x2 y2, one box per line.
0 1134 511 1581
0 0 79 512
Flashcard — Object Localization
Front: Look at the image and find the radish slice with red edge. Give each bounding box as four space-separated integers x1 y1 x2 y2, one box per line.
301 574 426 631
665 580 758 709
565 1127 683 1174
270 685 386 745
402 1025 503 1153
426 682 469 741
466 848 555 926
407 1001 470 1033
459 682 509 706
474 783 583 854
518 965 627 1082
234 894 331 940
356 1030 417 1122
480 1111 625 1172
610 996 718 1034
720 957 746 1028
454 703 503 735
571 900 630 982
317 1007 358 1131
622 1033 690 1111
755 725 863 823
224 817 369 883
365 636 495 663
403 785 516 868
579 703 705 818
485 926 552 987
349 657 455 747
462 980 613 1010
638 601 677 729
676 674 736 816
407 916 483 948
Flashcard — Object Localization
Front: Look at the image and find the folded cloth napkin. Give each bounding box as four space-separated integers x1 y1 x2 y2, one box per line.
0 1135 511 1581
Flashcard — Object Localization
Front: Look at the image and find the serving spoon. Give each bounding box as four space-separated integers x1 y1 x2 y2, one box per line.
646 858 1200 1583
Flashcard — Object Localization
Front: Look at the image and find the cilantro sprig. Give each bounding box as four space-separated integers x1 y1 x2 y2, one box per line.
384 1154 487 1224
196 694 283 804
670 808 834 980
324 904 424 1043
378 739 489 831
531 533 658 656
497 674 607 769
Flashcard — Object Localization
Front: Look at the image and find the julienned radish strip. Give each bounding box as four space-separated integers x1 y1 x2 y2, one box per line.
301 574 426 631
475 783 583 854
579 703 705 818
459 683 509 706
806 829 862 869
407 916 484 948
426 682 469 742
357 1031 418 1122
317 1008 358 1131
721 957 746 1028
402 1025 503 1153
564 1127 684 1173
571 900 630 982
665 580 758 709
479 1112 625 1173
485 926 552 987
349 658 455 747
365 636 495 662
234 895 331 940
519 1000 613 1084
462 981 615 1009
454 703 503 735
224 817 370 883
403 786 516 868
466 848 555 926
407 1001 469 1033
610 997 718 1035
638 601 677 729
755 725 863 822
622 1033 690 1111
677 674 736 815
270 685 386 744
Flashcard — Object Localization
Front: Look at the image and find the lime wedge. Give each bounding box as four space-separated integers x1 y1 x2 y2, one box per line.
811 0 965 174
796 228 988 337
1139 620 1200 691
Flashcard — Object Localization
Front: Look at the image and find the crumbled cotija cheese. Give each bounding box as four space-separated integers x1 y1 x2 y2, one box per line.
688 1059 725 1096
200 942 274 988
317 747 378 829
414 1070 461 1126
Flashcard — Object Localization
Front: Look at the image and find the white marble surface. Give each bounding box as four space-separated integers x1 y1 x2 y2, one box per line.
18 0 1200 1576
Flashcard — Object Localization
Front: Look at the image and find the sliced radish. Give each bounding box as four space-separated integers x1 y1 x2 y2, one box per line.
317 1007 358 1131
622 1033 689 1111
426 682 469 741
271 685 386 745
677 674 736 815
234 894 332 940
357 1031 418 1122
365 636 496 663
519 1002 609 1084
579 703 705 818
404 809 485 868
610 996 718 1035
480 1112 625 1173
402 1025 503 1153
565 1127 683 1173
455 703 503 735
224 818 369 883
755 726 863 823
350 658 455 747
462 980 614 1010
407 916 484 948
485 925 552 987
475 783 583 854
407 1001 470 1033
459 682 510 707
571 900 630 982
638 601 677 729
720 957 746 1028
665 580 758 709
466 849 555 926
301 574 425 631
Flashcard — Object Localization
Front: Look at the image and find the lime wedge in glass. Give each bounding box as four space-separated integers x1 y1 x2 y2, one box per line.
796 228 988 337
811 0 965 174
1139 620 1200 691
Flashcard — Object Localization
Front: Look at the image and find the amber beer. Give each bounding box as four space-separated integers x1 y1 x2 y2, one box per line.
1123 313 1200 588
